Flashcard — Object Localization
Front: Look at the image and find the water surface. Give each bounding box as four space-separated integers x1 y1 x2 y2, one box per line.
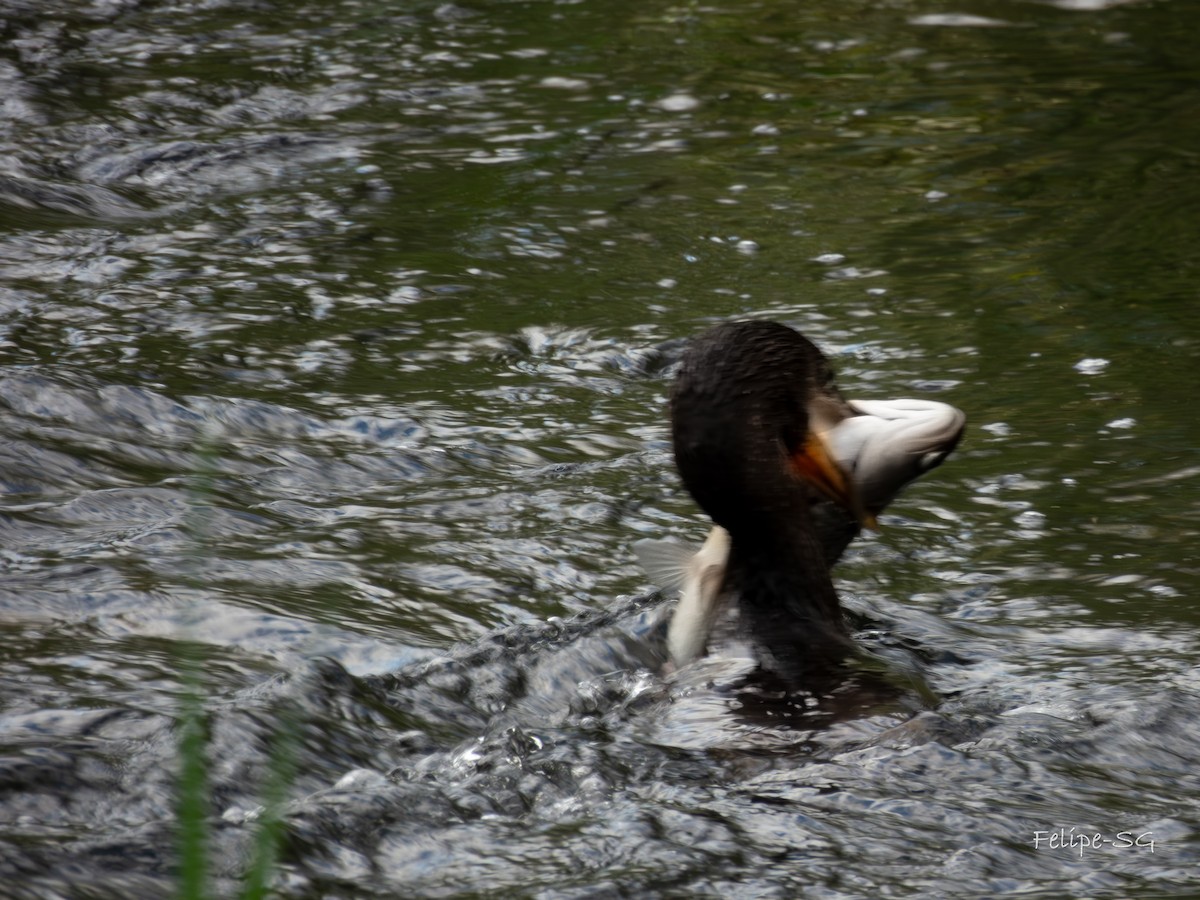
1 0 1198 896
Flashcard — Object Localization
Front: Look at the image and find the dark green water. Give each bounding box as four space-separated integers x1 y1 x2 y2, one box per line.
1 0 1198 896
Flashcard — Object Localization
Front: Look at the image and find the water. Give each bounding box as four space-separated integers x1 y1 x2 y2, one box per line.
1 0 1198 896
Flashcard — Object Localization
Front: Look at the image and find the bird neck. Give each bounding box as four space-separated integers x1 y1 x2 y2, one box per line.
724 512 854 685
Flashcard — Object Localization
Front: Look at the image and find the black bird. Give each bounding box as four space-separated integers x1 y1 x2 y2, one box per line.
640 320 964 686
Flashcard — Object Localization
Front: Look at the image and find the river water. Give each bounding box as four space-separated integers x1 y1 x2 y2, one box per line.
1 0 1198 896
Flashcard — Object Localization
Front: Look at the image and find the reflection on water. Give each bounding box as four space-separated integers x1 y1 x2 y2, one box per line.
1 0 1199 896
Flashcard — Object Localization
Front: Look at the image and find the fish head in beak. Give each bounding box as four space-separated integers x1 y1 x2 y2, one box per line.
789 425 878 531
830 398 966 515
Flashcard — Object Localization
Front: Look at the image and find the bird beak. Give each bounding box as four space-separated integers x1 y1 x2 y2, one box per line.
790 431 878 531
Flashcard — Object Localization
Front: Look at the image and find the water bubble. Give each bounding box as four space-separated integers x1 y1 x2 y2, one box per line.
1013 510 1046 528
656 93 700 112
539 76 589 91
1074 357 1110 374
